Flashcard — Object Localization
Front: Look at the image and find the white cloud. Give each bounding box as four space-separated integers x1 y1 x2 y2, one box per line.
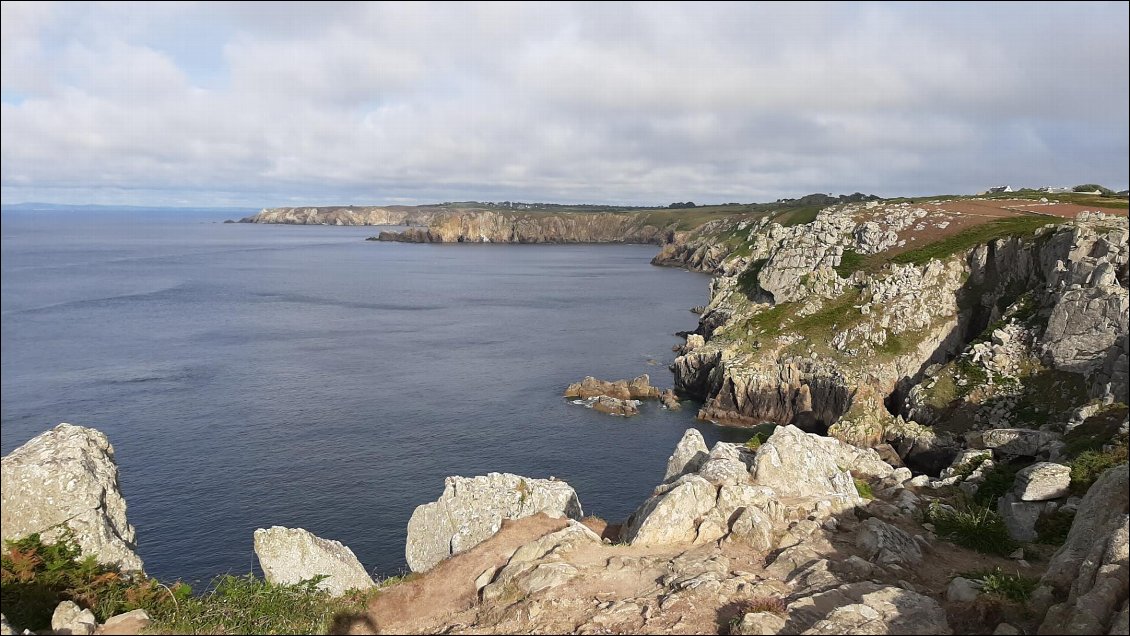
1 1 1127 207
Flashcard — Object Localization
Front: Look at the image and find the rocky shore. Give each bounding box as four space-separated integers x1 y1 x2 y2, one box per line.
4 194 1128 635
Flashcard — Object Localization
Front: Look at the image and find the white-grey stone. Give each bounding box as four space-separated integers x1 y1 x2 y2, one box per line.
855 517 922 566
998 493 1046 542
750 425 884 511
475 566 497 593
992 623 1021 635
971 428 1060 457
735 611 786 635
947 576 981 602
1038 466 1130 635
253 526 375 596
728 506 775 552
792 583 951 635
51 601 96 636
405 472 582 572
624 475 717 546
1 424 143 572
1014 462 1071 501
664 429 710 483
99 609 151 635
0 614 11 636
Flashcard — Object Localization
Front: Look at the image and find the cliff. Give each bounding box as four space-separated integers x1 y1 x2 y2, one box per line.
240 205 445 226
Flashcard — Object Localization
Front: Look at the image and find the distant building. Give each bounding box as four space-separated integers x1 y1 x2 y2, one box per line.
1039 186 1072 194
986 185 1013 194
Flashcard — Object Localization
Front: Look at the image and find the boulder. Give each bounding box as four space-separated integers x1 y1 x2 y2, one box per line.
253 526 375 596
0 614 10 636
406 473 582 572
659 388 682 410
946 577 981 602
750 425 879 510
52 601 96 636
998 493 1046 542
855 517 922 566
623 475 717 546
1 424 143 572
735 612 786 635
791 582 951 635
591 395 639 416
1037 466 1129 634
1014 462 1071 501
970 429 1059 457
663 429 709 483
96 609 151 635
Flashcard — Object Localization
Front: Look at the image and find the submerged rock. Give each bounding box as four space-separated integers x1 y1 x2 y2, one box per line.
1 423 143 572
253 526 375 596
405 473 582 572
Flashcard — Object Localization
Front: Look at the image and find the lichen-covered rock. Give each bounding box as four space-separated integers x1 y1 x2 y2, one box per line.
564 375 661 400
591 395 640 416
855 517 922 566
405 473 582 572
52 601 96 636
790 582 951 635
663 429 709 483
750 425 885 510
970 428 1060 457
253 526 375 596
735 611 786 635
623 475 717 546
1 424 143 572
1037 466 1129 635
1014 462 1071 501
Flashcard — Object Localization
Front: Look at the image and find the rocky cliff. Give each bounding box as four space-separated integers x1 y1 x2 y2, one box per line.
240 205 444 226
372 209 674 244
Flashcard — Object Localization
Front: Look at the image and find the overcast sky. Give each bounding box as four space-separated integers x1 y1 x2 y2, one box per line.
2 2 1127 208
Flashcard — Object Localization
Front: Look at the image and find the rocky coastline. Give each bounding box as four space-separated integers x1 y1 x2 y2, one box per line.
4 195 1128 635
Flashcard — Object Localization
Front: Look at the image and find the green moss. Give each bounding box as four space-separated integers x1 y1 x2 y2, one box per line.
853 478 874 500
891 215 1058 266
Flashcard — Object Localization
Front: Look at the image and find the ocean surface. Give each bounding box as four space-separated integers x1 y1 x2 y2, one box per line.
0 209 742 585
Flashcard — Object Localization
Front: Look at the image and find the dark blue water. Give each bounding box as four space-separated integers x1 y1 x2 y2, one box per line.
1 209 736 585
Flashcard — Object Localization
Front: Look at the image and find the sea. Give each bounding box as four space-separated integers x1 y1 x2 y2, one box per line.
0 208 742 585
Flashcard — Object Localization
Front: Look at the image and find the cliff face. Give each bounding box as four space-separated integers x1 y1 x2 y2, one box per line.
374 209 673 244
667 202 1129 468
240 205 444 226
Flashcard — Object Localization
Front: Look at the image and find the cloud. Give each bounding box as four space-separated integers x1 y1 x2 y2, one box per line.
1 1 1127 207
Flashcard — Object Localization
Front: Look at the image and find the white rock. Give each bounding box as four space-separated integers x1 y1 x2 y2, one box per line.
253 526 375 596
405 472 582 571
1013 462 1071 501
99 609 151 635
624 475 717 546
1 424 143 572
664 429 710 483
51 601 96 636
946 576 981 602
855 517 923 566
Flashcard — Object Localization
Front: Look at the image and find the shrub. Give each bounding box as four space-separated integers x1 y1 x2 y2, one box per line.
740 595 787 615
973 462 1026 506
1069 445 1128 495
964 567 1039 602
925 502 1017 556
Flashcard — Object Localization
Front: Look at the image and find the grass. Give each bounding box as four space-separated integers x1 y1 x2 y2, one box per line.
853 478 874 499
925 501 1017 556
771 205 822 227
1062 403 1130 458
963 567 1039 602
1069 444 1128 495
891 215 1058 266
834 249 866 278
0 533 375 635
973 462 1027 507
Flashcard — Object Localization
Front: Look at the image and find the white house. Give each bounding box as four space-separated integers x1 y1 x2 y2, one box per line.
986 185 1013 194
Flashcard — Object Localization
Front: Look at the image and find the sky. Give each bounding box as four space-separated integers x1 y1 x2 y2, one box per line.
2 2 1128 208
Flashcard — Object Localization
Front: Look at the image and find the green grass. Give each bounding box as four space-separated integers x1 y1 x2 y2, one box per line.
1069 445 1128 495
963 567 1039 602
854 478 874 499
0 533 375 635
1062 403 1130 458
834 250 866 278
973 462 1027 507
771 205 822 227
925 502 1017 556
892 215 1059 266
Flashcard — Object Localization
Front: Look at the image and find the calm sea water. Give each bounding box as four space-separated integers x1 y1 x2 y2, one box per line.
0 209 739 584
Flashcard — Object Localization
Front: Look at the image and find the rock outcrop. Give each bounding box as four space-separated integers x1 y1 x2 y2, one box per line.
375 209 670 244
564 375 662 400
1035 465 1129 635
252 526 375 596
1 424 143 572
406 473 583 572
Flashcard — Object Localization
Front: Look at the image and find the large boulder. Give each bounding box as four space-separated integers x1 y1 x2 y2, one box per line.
969 429 1059 457
253 526 375 596
405 473 582 572
663 429 709 483
1 424 143 572
790 582 951 635
1036 465 1129 634
1014 462 1071 501
997 493 1046 542
855 517 922 566
749 425 891 510
622 475 717 546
